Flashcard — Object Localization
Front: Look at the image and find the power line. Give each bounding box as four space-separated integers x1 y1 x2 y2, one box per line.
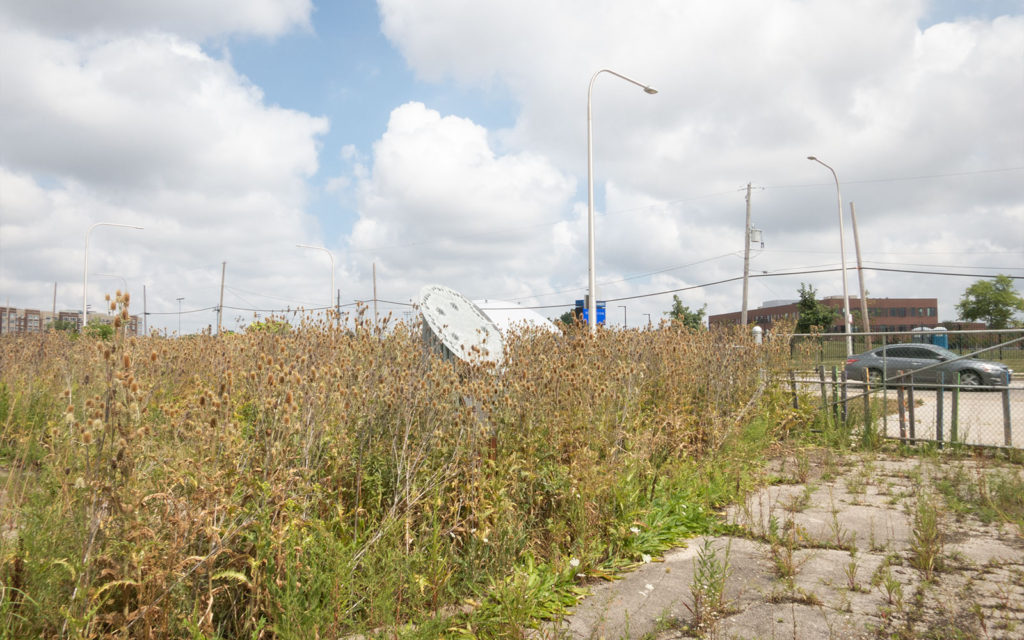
763 166 1024 190
512 266 1024 310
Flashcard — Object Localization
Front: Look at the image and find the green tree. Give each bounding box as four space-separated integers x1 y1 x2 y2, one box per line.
795 283 836 333
557 309 580 326
955 274 1024 329
245 317 292 334
84 320 114 340
665 295 706 330
48 319 78 332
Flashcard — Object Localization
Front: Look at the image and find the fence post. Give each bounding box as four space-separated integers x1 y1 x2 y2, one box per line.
897 385 907 440
818 366 829 426
862 368 871 435
788 370 799 409
840 368 849 426
1004 387 1012 447
936 373 944 449
831 366 840 426
951 372 959 444
907 380 916 442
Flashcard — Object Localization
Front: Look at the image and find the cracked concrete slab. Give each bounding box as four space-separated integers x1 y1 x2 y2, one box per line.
559 452 1024 640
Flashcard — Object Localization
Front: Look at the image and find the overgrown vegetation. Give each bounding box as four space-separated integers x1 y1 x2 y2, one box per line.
0 296 813 638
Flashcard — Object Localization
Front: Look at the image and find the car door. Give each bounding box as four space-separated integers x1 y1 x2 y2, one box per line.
879 346 922 384
903 346 944 384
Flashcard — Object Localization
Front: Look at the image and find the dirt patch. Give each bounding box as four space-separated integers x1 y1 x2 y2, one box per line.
561 452 1024 639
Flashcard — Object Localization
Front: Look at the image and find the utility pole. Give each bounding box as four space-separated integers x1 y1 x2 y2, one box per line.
850 202 871 348
336 289 341 328
52 282 57 317
372 262 379 329
217 261 226 335
741 183 753 326
143 285 148 335
176 297 184 336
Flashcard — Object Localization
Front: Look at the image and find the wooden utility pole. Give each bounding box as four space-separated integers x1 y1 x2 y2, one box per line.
372 262 379 328
217 261 226 335
143 285 148 335
850 201 871 347
741 183 753 326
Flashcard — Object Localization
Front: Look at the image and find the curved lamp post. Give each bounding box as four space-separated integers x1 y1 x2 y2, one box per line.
587 69 657 334
95 273 127 295
807 156 853 357
83 222 143 331
296 244 335 316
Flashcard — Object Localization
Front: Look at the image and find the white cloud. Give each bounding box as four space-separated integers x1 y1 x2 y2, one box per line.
2 0 1021 334
0 7 331 332
0 0 312 40
374 0 1023 323
346 102 577 300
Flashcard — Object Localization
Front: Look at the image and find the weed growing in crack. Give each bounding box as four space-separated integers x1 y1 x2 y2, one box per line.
684 538 732 636
872 565 904 611
909 492 945 581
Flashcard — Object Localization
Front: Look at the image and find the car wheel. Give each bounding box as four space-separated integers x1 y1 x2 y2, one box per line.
867 368 883 385
959 370 982 389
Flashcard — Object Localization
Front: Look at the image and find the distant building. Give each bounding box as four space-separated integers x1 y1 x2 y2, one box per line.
708 297 940 333
0 306 140 336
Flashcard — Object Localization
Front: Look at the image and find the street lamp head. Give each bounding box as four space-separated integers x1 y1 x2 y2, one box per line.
643 86 658 95
807 156 817 161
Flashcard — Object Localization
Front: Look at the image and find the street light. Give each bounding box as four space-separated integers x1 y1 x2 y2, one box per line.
296 244 335 317
587 69 657 334
83 222 143 331
176 297 184 335
807 156 853 357
95 273 127 298
619 305 627 328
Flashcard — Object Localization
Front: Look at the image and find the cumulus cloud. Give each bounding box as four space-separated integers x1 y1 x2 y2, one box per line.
0 0 312 40
2 0 1020 333
345 102 577 299
375 0 1023 322
0 3 330 331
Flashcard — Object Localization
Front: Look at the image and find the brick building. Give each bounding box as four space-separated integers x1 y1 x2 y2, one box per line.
708 297 940 333
0 307 140 336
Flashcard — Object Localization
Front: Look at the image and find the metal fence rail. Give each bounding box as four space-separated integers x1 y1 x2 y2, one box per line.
788 329 1023 450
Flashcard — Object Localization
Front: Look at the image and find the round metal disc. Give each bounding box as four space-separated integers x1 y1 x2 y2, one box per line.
419 284 504 365
473 299 559 335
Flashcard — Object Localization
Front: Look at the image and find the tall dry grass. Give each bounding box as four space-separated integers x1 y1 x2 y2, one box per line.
0 297 809 638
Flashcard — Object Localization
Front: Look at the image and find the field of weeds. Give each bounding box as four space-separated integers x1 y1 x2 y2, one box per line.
0 295 817 638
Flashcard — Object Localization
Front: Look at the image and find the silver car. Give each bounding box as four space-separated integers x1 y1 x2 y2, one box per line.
844 343 1012 388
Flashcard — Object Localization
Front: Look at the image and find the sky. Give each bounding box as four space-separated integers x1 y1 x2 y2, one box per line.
1 0 1022 335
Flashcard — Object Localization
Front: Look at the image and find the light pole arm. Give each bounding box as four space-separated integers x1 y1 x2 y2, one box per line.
83 222 143 330
296 244 335 308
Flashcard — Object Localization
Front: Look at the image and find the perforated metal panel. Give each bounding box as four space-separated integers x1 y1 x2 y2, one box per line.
419 285 504 366
473 299 559 335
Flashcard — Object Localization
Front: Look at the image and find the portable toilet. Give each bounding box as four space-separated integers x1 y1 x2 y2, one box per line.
911 326 948 348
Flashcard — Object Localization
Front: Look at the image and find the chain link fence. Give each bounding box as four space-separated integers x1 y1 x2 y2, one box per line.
788 329 1024 449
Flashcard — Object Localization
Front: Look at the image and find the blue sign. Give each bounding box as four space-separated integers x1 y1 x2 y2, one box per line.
575 299 606 325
